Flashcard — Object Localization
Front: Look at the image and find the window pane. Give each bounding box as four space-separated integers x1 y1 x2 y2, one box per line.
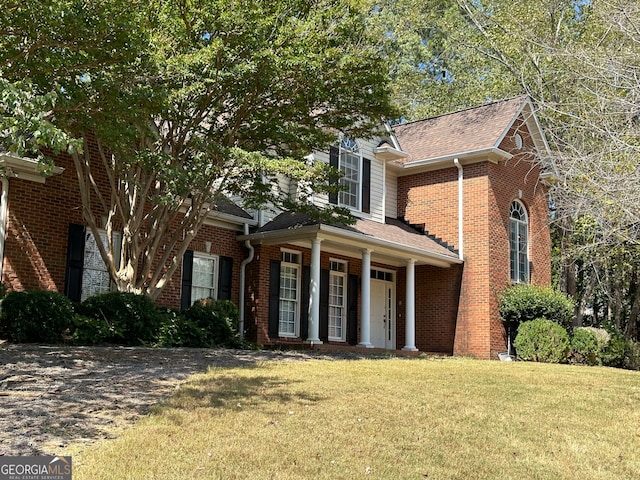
192 255 217 302
329 272 345 341
279 263 299 336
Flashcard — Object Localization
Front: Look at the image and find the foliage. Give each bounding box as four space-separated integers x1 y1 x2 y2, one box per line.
155 311 210 348
514 318 570 363
180 299 241 348
0 291 73 343
500 284 575 330
570 328 600 366
76 292 165 346
1 0 397 300
601 332 628 369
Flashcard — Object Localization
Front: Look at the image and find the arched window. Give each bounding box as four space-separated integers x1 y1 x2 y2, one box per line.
338 138 361 209
510 200 529 283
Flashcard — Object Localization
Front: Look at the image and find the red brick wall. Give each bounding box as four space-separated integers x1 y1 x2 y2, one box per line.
397 117 551 359
3 141 248 310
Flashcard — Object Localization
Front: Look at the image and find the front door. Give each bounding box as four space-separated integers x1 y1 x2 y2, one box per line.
370 279 395 349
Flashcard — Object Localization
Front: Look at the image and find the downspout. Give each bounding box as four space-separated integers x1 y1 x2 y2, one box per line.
0 177 9 276
238 223 255 340
453 158 464 261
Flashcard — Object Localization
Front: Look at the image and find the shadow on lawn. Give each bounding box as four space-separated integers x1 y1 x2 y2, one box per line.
156 369 327 415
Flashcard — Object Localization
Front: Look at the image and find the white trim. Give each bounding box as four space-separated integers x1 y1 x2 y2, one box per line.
328 259 348 342
279 248 302 338
191 252 219 303
0 152 64 183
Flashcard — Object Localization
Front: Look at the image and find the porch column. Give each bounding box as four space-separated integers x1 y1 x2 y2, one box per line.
359 248 374 348
402 258 418 351
306 237 323 344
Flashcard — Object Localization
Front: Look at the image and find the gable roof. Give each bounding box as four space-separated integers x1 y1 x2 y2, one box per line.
392 96 549 167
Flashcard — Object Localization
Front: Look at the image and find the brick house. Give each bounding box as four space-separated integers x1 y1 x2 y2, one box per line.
0 95 551 359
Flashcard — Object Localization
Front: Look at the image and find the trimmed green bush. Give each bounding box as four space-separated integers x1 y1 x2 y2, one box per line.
601 332 627 368
500 284 575 331
180 299 240 347
624 340 640 371
514 318 570 363
570 328 600 365
0 290 74 343
155 309 210 347
76 292 164 345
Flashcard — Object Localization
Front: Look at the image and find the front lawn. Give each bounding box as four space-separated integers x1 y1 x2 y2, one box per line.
70 356 640 479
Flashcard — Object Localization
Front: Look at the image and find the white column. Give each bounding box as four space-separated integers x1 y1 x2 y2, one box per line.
306 238 322 344
402 258 418 351
358 248 373 348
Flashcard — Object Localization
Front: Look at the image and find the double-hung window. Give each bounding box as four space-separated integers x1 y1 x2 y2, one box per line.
328 260 347 342
338 138 361 210
510 200 529 283
81 229 121 301
191 253 218 303
279 250 301 337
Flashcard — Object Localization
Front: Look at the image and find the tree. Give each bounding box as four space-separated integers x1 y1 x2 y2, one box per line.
2 0 397 300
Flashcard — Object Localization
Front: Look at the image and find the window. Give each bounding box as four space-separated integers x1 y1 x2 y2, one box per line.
279 250 301 337
191 253 218 303
339 138 361 209
81 229 121 301
329 260 347 342
510 200 529 283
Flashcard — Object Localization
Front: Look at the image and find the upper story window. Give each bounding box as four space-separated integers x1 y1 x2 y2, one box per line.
339 138 361 209
329 140 371 214
510 200 529 283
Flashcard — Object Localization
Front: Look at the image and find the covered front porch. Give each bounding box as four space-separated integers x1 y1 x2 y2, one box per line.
240 213 462 352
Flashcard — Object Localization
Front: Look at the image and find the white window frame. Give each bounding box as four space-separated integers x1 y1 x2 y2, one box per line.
279 249 301 337
328 259 348 342
338 138 362 211
510 200 529 283
81 228 121 301
191 252 219 304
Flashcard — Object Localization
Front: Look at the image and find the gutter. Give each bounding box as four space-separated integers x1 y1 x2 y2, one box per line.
238 223 255 340
453 158 464 261
401 147 512 170
0 178 7 275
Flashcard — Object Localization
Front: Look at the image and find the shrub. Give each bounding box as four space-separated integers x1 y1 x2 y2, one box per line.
155 309 210 348
601 332 628 368
500 284 575 331
570 328 600 365
0 290 74 343
76 292 164 346
181 299 240 347
624 340 640 371
514 318 570 363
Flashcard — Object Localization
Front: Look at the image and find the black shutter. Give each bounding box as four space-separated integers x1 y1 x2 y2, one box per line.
180 250 194 311
64 224 86 302
300 266 310 341
319 269 329 341
268 260 281 339
347 274 359 345
328 145 339 205
362 158 371 214
218 256 233 301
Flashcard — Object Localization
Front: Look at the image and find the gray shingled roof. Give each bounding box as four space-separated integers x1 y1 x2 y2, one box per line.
393 96 528 163
212 196 253 219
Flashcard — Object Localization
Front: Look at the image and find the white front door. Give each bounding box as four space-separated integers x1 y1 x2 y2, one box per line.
370 279 395 349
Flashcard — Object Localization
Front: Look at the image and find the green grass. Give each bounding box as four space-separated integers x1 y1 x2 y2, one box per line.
70 357 640 479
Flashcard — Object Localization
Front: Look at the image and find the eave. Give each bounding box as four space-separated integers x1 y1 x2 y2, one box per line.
0 152 64 183
239 223 462 269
